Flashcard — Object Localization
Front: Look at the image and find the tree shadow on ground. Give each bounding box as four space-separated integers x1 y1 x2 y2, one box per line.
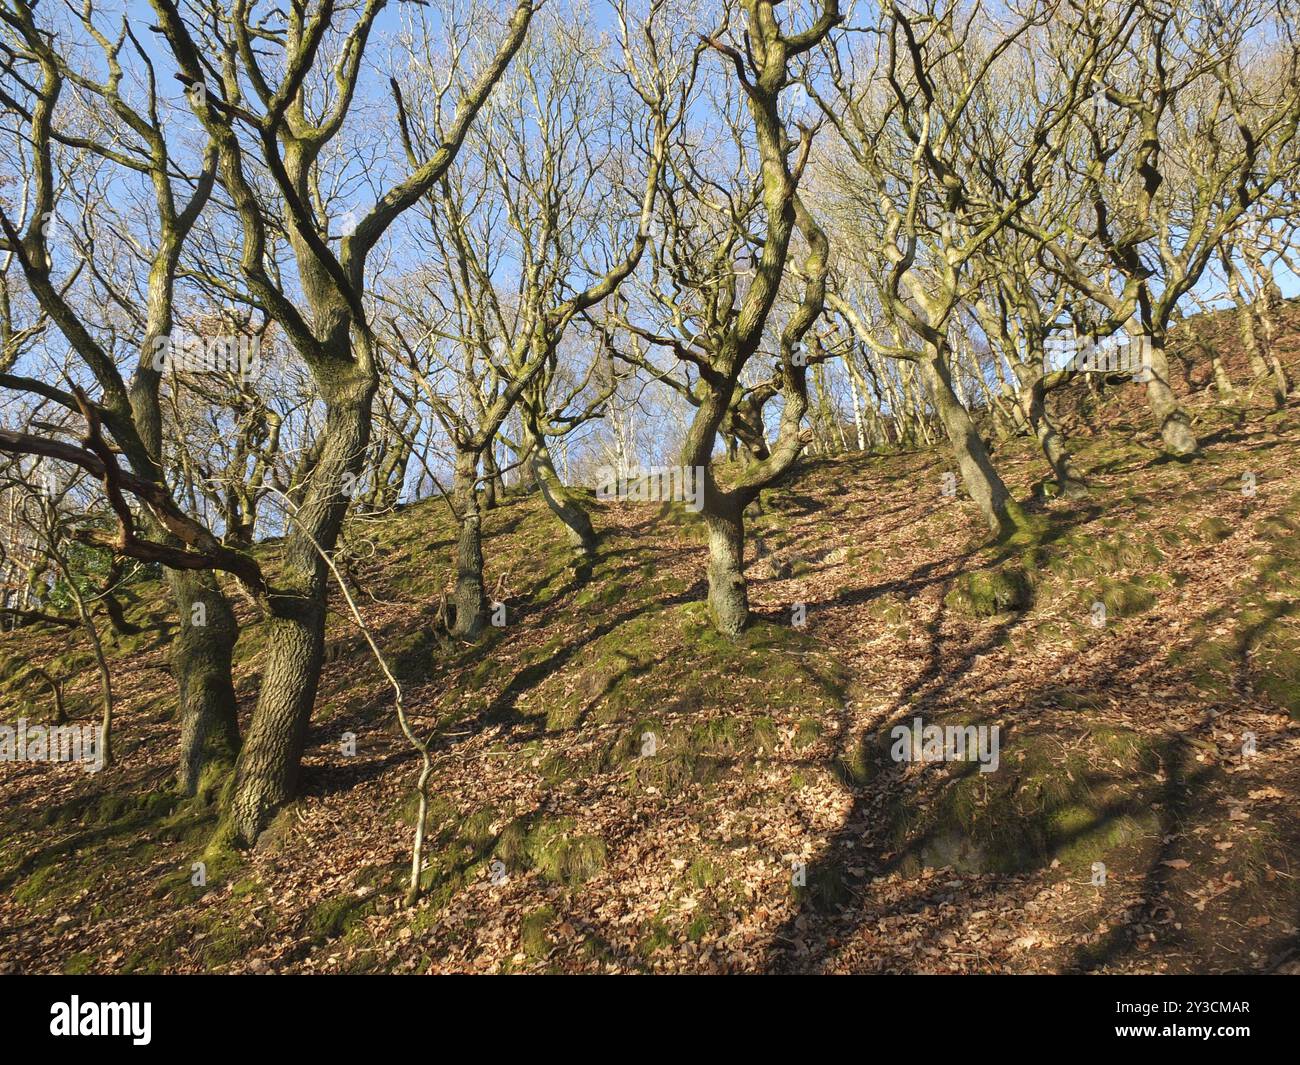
760 611 1297 973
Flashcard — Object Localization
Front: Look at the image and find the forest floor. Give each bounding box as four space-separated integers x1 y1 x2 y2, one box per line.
3 304 1300 974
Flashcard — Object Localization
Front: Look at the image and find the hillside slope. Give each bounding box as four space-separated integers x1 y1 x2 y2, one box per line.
2 308 1300 974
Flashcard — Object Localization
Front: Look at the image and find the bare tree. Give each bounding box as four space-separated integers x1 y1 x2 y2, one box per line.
607 0 842 635
388 1 686 636
1016 0 1300 456
811 0 1101 534
0 0 244 792
147 0 540 843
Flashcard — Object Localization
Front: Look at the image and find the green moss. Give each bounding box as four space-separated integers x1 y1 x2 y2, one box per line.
229 876 260 898
752 715 778 753
690 717 746 754
520 905 556 960
687 858 721 889
396 801 501 910
607 712 782 794
495 816 606 885
1253 632 1300 718
535 602 849 731
1096 577 1158 619
793 718 822 749
638 918 673 957
526 820 607 884
13 863 62 908
386 628 437 684
573 581 624 610
945 565 1034 616
882 722 1162 876
62 952 96 975
835 743 874 787
1047 804 1150 868
1042 528 1163 584
192 761 233 808
121 931 186 974
1197 515 1235 543
202 920 261 967
686 911 715 941
306 892 376 941
794 863 854 913
999 507 1048 547
866 596 909 626
459 807 498 851
862 547 889 573
493 818 529 868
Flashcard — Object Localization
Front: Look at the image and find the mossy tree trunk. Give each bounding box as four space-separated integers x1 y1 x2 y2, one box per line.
450 448 487 639
920 348 1025 537
523 403 596 557
1031 397 1087 498
169 568 242 793
1138 330 1199 456
684 198 828 637
704 501 748 637
1222 252 1275 398
365 419 414 512
135 323 244 796
481 447 501 510
227 366 376 845
1209 348 1237 403
1012 363 1087 497
684 381 756 639
144 0 539 846
0 5 247 797
1243 253 1292 405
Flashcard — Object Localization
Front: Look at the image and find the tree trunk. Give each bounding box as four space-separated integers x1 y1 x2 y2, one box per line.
1015 364 1087 497
1028 383 1087 497
128 361 245 795
1210 350 1237 402
681 375 754 636
1225 253 1287 405
1253 271 1291 404
1233 291 1272 381
901 363 934 447
921 350 1024 537
450 449 487 639
482 447 500 510
704 500 748 637
170 568 241 795
226 374 375 845
1267 352 1291 407
1139 331 1199 456
847 367 866 450
989 391 1020 441
524 408 597 557
33 669 67 724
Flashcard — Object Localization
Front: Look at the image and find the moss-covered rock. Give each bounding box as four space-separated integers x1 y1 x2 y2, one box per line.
945 565 1035 616
495 816 606 885
520 904 556 959
876 721 1162 876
